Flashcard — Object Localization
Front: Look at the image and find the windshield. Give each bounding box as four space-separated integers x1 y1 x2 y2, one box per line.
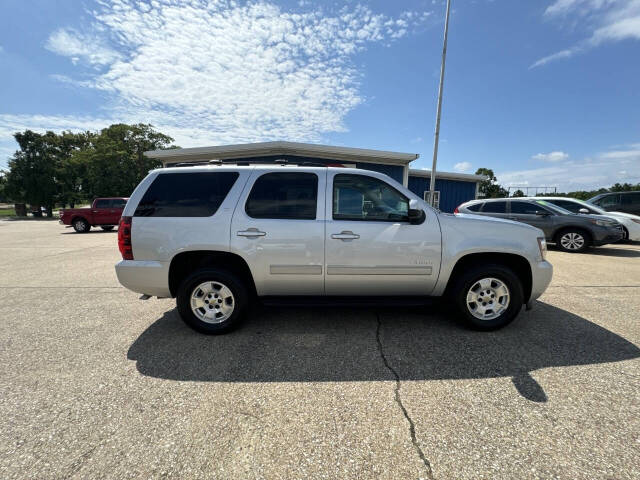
535 200 573 215
567 198 607 214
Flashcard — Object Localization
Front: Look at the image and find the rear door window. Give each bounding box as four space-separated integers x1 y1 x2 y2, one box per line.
111 199 127 209
466 203 481 212
95 199 110 209
481 201 507 213
622 193 640 206
245 172 318 220
134 172 239 217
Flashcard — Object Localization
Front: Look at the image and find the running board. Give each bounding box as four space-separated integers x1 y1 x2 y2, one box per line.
260 295 439 308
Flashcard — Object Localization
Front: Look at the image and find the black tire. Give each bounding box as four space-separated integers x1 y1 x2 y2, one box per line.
176 268 248 334
72 218 90 233
450 263 524 331
618 226 630 243
100 226 115 231
555 228 590 253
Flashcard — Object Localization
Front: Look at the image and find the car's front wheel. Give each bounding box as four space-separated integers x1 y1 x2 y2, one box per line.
556 229 590 253
451 264 524 330
176 268 248 334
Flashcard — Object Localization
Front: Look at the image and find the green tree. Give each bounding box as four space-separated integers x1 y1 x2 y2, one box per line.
512 189 525 197
4 130 60 215
475 167 508 198
82 124 174 197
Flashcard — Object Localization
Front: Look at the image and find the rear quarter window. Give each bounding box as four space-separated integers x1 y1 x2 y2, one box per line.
466 203 481 212
134 172 239 217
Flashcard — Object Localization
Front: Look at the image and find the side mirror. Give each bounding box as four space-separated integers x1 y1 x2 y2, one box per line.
408 208 426 225
578 208 590 214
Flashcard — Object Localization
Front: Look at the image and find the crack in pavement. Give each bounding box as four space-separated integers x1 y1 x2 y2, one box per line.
376 314 434 480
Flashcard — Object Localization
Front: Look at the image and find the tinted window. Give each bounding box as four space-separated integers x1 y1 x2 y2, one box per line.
481 201 507 213
333 174 409 222
95 199 110 208
510 201 546 214
135 172 239 217
111 199 127 209
621 193 640 205
547 199 580 213
597 194 620 208
245 172 317 220
466 203 481 212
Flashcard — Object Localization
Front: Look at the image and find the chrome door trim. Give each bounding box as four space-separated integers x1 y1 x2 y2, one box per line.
270 265 323 275
326 265 433 275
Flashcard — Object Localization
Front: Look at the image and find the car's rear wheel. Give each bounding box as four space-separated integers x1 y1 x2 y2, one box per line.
176 268 248 334
73 218 90 233
451 264 524 330
100 226 114 231
556 229 590 253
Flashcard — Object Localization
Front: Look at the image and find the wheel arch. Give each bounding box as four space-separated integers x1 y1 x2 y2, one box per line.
168 250 257 299
445 252 533 303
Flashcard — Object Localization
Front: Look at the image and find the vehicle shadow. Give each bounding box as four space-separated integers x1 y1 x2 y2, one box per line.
586 247 640 258
60 230 118 235
127 302 639 402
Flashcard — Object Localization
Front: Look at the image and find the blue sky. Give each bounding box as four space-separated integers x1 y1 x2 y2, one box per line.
0 0 639 192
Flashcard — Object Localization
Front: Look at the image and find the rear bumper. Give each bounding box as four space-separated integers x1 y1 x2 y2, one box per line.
529 260 553 302
115 260 171 297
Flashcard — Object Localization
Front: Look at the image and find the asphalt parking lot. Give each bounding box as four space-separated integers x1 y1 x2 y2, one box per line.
1 220 638 480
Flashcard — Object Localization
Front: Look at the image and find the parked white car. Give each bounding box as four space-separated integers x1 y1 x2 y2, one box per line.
534 197 640 242
115 164 552 333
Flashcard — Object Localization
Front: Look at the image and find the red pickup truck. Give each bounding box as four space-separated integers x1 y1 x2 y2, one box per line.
59 197 128 233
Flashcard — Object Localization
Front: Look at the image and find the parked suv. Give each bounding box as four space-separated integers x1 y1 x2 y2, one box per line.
456 198 624 253
537 197 640 242
588 191 640 216
116 165 552 333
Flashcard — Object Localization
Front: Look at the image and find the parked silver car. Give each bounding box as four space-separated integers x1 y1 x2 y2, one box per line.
456 198 624 253
116 165 552 333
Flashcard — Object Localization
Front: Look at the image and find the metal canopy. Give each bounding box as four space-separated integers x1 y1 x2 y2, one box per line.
145 141 419 166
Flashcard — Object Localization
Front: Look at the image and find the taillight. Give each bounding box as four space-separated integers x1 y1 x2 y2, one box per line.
453 206 460 214
118 216 133 260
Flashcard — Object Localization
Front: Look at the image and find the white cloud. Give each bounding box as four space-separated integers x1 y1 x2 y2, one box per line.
45 28 121 66
532 0 640 68
531 151 569 162
29 0 430 147
499 144 640 192
453 161 472 172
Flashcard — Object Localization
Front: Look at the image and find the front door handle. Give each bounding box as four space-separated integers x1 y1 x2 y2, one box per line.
237 228 266 238
331 230 360 240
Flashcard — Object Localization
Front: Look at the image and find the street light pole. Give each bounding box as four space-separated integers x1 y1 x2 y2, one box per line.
429 0 452 206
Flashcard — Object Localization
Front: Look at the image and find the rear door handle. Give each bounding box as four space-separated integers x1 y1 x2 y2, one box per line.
237 228 266 238
331 231 360 240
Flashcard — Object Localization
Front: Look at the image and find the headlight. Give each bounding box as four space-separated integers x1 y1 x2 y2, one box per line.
537 237 547 260
590 219 617 227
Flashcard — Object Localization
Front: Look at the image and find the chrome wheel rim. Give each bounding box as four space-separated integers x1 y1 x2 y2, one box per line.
75 220 86 231
560 232 585 250
190 281 235 324
466 277 510 321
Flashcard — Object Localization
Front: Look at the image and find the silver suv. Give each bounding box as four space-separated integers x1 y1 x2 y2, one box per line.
115 165 552 333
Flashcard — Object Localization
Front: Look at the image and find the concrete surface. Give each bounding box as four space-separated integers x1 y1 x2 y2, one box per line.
0 219 638 479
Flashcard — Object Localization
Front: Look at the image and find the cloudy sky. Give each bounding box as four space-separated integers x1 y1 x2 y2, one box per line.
0 0 639 192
